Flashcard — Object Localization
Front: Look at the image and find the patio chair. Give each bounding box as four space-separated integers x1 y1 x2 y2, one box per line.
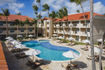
15 53 28 59
68 42 76 46
11 48 29 53
26 59 36 66
81 47 88 51
66 63 78 70
87 55 92 60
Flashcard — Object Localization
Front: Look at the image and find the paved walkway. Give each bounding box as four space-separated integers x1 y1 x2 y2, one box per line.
0 42 8 70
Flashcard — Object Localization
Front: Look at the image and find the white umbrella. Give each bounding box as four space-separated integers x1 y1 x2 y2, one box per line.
17 35 22 38
15 44 22 48
89 47 101 55
11 40 20 45
15 44 26 48
28 35 33 37
5 37 13 40
53 34 57 37
97 39 105 42
83 39 90 44
58 36 62 39
63 51 79 58
24 49 40 56
68 37 75 41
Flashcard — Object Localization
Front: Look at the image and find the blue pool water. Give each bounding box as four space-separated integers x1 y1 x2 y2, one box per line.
21 40 80 61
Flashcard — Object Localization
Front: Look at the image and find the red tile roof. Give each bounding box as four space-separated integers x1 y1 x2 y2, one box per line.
43 17 52 20
0 15 33 22
56 12 103 22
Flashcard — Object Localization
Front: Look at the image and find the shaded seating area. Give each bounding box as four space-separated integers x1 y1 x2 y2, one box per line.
11 48 29 53
66 61 87 70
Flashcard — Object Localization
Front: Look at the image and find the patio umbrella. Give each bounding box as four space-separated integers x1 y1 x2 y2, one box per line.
15 44 22 48
97 39 105 42
89 47 101 55
5 36 13 40
68 37 75 41
28 34 33 37
24 49 40 56
58 36 62 39
83 39 90 44
17 35 22 38
63 51 79 58
15 44 26 48
53 34 57 37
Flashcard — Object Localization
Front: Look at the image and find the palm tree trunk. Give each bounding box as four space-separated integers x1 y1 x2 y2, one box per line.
37 22 39 38
26 24 28 37
6 16 8 37
34 24 36 38
80 3 88 40
17 25 18 36
62 22 66 40
90 0 96 70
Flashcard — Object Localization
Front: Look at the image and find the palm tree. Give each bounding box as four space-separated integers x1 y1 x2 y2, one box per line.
16 12 21 15
42 3 50 17
31 19 37 38
63 7 69 40
70 0 96 69
90 0 96 70
33 5 39 38
1 8 10 37
57 8 66 40
24 18 30 37
42 3 50 37
36 0 41 15
70 0 89 40
14 19 20 36
49 11 57 38
77 10 80 13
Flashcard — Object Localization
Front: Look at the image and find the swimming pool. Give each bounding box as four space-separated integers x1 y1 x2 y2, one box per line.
21 40 80 61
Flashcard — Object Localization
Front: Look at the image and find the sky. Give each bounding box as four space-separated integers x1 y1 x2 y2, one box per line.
0 0 105 18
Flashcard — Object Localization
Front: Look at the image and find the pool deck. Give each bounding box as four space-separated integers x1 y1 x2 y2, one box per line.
3 37 105 70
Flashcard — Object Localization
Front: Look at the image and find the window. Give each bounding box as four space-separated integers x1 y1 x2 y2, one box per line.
76 36 79 41
10 23 14 26
30 24 32 26
87 28 90 32
29 29 32 32
0 22 3 26
20 29 24 32
0 30 3 33
10 30 14 32
21 24 24 26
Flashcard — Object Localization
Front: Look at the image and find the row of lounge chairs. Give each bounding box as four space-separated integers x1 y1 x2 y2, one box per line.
6 37 44 69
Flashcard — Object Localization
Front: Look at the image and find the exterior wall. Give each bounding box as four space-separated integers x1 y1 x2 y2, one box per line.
43 16 105 42
0 21 36 39
93 16 105 42
52 20 90 42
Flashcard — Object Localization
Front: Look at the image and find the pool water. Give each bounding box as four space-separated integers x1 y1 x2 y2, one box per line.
22 40 80 61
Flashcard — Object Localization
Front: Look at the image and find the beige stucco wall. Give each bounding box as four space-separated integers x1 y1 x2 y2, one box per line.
93 16 105 42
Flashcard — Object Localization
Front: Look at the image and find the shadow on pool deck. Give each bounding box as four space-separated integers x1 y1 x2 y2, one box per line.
2 42 50 70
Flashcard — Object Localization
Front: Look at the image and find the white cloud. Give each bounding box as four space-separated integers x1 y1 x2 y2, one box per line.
0 0 15 6
8 3 24 13
94 2 105 14
33 0 105 17
0 0 24 14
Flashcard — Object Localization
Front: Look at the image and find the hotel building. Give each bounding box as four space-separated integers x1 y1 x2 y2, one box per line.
0 15 35 40
43 12 105 42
